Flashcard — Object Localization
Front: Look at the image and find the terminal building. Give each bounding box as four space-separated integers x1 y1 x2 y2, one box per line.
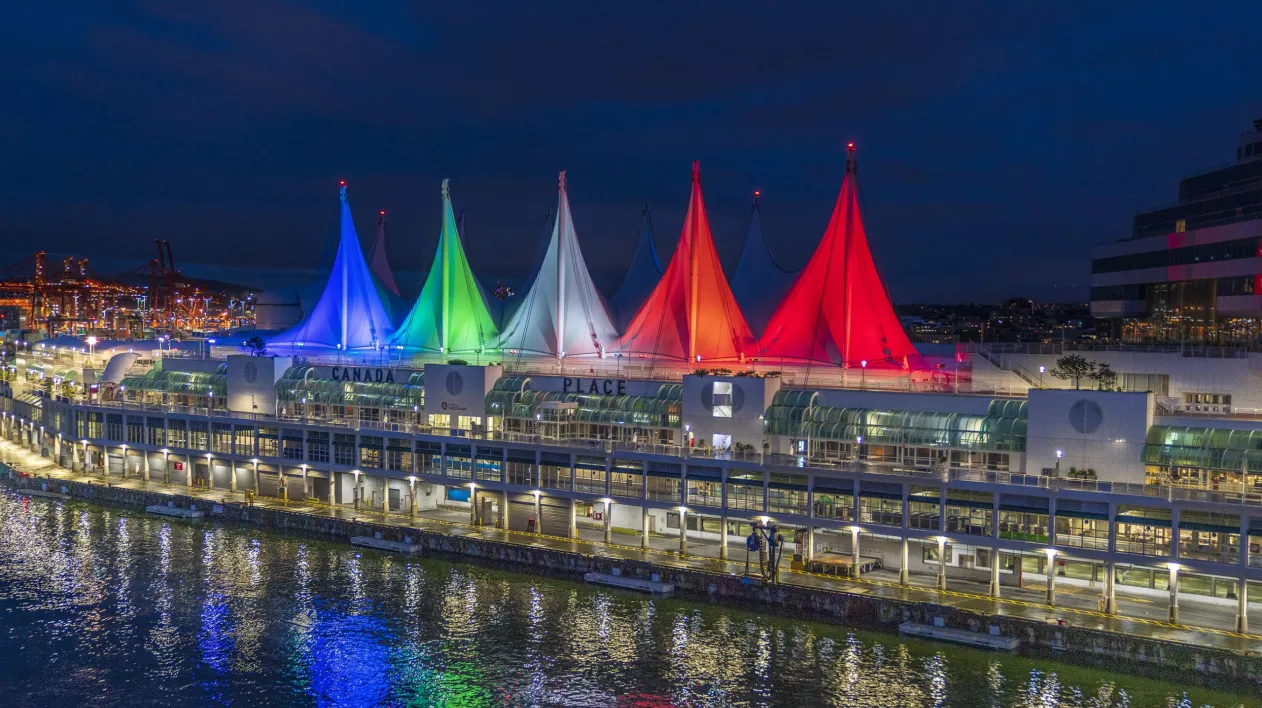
2 147 1260 635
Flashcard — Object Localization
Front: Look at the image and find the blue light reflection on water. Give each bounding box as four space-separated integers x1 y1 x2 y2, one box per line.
0 491 1251 708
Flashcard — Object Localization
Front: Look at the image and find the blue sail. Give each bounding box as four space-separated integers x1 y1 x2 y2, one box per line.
611 204 666 330
730 192 798 336
268 183 395 353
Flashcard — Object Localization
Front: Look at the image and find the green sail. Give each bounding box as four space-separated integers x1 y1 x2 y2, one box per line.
390 179 498 355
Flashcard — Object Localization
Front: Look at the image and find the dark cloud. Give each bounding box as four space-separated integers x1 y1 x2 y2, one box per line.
2 1 1261 303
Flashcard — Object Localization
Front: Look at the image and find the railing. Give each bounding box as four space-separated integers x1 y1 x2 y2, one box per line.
962 341 1253 359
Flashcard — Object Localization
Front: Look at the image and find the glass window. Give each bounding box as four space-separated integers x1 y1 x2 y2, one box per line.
712 382 732 418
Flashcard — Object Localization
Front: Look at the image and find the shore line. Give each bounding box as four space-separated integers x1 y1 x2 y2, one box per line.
1 469 1259 689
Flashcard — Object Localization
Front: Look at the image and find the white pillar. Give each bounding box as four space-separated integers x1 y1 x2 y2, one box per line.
603 500 612 543
206 458 214 489
229 460 237 493
1103 561 1117 614
989 550 1001 598
678 509 687 556
1236 578 1248 634
501 490 510 529
534 493 542 534
142 450 150 482
850 527 861 579
381 476 388 514
469 486 477 524
719 516 729 561
1046 555 1057 606
1168 565 1180 624
184 455 192 487
569 499 578 539
641 506 650 549
409 479 418 517
899 538 909 585
936 537 947 591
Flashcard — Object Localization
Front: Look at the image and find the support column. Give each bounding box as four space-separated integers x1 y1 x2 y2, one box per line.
184 455 192 487
1046 553 1057 606
1168 565 1180 624
850 527 861 579
501 490 510 530
381 476 388 514
720 516 729 561
469 487 478 525
569 499 578 539
936 537 947 591
409 479 418 516
603 500 612 544
534 492 543 535
280 472 288 502
142 449 150 482
989 549 1001 598
206 458 214 490
806 525 815 563
1103 561 1117 614
641 506 650 549
899 538 909 585
229 460 237 493
300 466 307 501
253 462 260 495
678 509 687 556
1236 578 1248 634
102 448 110 478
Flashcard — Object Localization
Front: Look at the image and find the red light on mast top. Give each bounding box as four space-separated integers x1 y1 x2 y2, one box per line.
847 142 855 149
380 210 385 216
339 180 346 186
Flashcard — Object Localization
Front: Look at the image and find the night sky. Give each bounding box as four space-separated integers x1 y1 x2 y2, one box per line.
4 2 1261 303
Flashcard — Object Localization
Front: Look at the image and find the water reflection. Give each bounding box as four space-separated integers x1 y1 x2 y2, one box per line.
0 491 1250 708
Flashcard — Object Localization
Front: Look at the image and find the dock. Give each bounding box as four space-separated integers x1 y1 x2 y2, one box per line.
806 552 883 577
350 536 423 554
584 571 675 595
898 622 1021 651
145 504 205 519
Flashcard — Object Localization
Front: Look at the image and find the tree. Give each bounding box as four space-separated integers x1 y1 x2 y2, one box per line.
1050 354 1094 390
244 336 267 356
1093 363 1118 391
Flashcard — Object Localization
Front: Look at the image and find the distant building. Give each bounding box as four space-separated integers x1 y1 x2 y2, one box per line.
0 305 22 332
1091 119 1262 344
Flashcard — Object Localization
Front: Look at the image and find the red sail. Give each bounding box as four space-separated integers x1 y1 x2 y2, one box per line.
760 147 915 367
619 162 757 362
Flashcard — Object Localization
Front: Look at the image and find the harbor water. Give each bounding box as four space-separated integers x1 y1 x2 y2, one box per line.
0 492 1253 707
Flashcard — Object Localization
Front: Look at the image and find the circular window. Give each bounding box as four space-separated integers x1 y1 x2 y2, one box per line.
1068 399 1103 434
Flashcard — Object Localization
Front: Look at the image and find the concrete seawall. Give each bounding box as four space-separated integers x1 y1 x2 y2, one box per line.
4 472 1260 688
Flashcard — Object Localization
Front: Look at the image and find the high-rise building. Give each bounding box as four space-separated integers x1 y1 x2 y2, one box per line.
1091 119 1262 344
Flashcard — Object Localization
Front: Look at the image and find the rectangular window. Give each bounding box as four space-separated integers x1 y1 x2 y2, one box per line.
416 441 442 474
859 496 902 526
306 431 328 463
234 425 255 457
212 424 234 454
647 475 681 503
726 473 764 512
359 435 383 469
476 446 503 483
126 416 144 445
812 490 854 521
687 478 722 507
386 439 413 473
908 501 940 531
106 413 124 442
507 451 536 486
712 381 732 418
146 417 165 446
945 504 992 537
610 469 643 499
166 418 187 449
445 444 473 480
1053 516 1109 550
333 433 356 466
574 456 606 495
998 511 1049 544
189 420 209 451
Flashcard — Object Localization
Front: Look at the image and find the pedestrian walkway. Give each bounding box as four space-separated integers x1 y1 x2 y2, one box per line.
1 439 1258 653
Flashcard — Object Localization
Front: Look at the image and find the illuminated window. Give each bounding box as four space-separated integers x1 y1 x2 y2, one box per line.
712 382 732 418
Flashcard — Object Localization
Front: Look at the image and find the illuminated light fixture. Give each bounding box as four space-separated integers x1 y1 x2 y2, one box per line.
161 448 170 454
935 535 949 544
677 506 688 514
251 458 260 465
849 525 861 533
1044 548 1057 559
600 498 612 505
1055 449 1063 459
861 360 867 368
205 453 212 460
532 489 541 496
759 515 770 524
1165 562 1181 572
407 476 416 483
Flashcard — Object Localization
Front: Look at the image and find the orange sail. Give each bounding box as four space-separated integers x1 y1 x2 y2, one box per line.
619 162 757 362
